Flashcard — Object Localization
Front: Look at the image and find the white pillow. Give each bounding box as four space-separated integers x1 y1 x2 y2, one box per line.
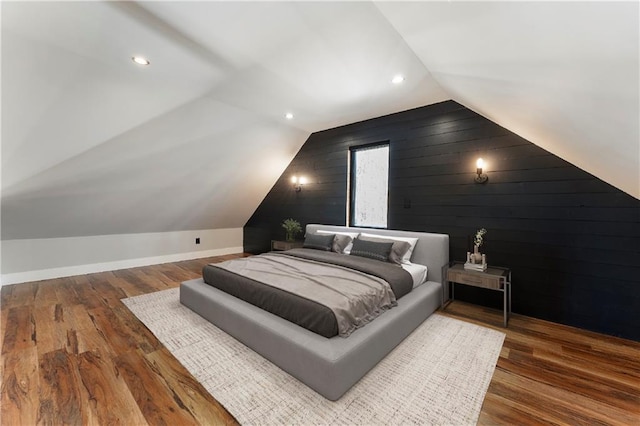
316 230 359 254
359 233 418 263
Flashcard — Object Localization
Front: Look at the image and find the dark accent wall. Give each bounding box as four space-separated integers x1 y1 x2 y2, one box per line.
244 100 640 341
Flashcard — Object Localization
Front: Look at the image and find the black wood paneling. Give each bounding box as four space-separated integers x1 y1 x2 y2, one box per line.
244 100 640 341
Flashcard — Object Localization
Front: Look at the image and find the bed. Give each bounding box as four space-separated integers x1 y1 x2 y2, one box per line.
180 224 449 400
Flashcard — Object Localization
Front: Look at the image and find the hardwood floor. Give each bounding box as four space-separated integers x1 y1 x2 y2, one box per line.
440 303 640 425
1 254 639 425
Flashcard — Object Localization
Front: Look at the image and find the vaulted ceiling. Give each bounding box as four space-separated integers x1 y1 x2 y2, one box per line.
2 1 638 240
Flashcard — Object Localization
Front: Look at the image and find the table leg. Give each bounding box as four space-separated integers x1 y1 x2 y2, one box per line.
503 285 507 327
508 274 512 316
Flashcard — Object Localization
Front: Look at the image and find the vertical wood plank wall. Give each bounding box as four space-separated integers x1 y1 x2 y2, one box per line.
244 100 640 341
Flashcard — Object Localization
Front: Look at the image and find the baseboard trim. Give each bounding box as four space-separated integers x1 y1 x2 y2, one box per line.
0 246 244 286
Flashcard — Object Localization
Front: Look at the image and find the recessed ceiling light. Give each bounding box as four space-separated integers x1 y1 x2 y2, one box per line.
132 56 150 66
392 74 404 84
285 113 294 120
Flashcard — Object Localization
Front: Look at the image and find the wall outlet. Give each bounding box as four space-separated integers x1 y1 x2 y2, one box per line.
195 238 200 244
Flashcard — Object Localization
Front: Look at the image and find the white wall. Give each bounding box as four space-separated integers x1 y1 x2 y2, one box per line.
1 228 243 286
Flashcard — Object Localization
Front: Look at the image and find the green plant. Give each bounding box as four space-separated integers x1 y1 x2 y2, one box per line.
282 218 302 241
474 228 487 247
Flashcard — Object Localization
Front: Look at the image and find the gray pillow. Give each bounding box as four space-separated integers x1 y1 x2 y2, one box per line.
332 234 353 254
357 235 411 265
303 233 334 251
349 239 393 262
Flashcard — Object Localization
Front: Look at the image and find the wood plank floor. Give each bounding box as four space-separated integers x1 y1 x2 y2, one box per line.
1 254 639 425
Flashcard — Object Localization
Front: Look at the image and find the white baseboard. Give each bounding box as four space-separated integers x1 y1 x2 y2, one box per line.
0 246 243 286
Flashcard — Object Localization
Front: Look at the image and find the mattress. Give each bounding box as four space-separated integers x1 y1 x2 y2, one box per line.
202 248 413 338
402 262 428 288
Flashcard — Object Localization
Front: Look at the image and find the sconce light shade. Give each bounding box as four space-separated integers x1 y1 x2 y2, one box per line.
474 158 488 184
292 175 306 192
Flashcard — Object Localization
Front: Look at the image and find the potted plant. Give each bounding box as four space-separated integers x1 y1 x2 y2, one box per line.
282 218 302 242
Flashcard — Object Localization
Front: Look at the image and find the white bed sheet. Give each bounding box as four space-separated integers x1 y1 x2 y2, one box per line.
401 262 428 288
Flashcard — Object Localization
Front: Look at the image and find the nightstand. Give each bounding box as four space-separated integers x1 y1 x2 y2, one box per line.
443 261 511 327
271 240 304 251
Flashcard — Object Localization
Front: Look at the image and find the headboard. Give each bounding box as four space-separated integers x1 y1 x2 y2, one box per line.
305 224 449 285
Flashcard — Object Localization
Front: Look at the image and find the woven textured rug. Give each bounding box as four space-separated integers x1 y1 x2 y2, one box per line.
123 288 505 425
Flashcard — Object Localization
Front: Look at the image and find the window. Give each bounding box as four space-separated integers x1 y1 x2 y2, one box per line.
349 143 389 228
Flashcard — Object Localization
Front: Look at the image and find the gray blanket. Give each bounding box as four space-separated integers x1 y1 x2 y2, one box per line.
213 252 398 337
282 249 413 299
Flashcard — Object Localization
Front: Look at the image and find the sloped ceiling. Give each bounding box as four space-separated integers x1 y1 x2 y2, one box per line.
2 1 638 240
376 0 639 199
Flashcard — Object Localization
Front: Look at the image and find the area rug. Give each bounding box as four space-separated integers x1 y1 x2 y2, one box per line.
123 288 505 425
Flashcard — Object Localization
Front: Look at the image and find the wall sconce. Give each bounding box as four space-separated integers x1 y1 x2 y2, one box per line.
291 175 307 192
474 158 488 184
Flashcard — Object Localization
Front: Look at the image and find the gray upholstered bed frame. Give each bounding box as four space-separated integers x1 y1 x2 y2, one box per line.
180 225 449 400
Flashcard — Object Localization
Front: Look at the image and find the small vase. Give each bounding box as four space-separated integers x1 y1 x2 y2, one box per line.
473 245 481 263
